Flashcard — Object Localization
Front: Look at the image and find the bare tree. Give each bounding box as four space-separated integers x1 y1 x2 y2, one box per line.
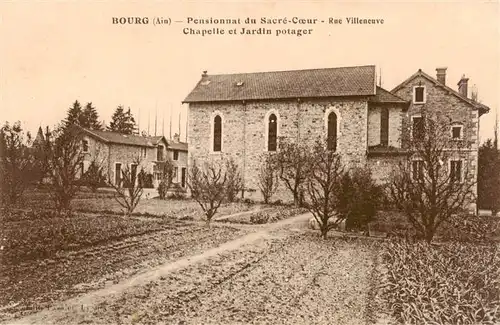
225 157 243 202
109 157 143 217
274 138 311 206
0 121 39 206
188 159 229 227
304 140 345 239
258 154 279 204
44 126 84 216
388 113 476 243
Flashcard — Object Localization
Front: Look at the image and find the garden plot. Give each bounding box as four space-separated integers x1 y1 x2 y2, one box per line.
0 211 249 322
41 234 379 325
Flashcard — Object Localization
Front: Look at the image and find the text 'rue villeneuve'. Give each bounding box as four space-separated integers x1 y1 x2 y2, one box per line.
111 16 385 37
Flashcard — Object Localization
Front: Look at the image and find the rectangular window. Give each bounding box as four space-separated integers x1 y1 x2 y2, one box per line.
157 145 164 161
452 126 462 140
115 163 122 186
173 150 179 161
141 147 147 158
380 107 389 147
82 139 89 153
79 162 85 178
414 86 425 103
181 168 186 187
412 116 424 139
173 167 178 182
412 160 424 181
130 164 138 187
450 160 462 183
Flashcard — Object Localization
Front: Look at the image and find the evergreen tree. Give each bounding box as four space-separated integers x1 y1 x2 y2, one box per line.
65 100 83 127
478 139 500 214
81 102 102 130
108 106 137 134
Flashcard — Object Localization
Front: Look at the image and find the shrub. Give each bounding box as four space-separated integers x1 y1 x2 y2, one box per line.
383 240 500 324
157 179 168 199
438 214 500 243
82 160 107 192
250 212 269 224
138 171 154 189
258 154 279 204
225 158 243 203
337 167 384 233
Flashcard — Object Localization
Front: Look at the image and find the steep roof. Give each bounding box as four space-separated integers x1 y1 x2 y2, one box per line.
370 86 409 105
79 127 166 147
391 69 490 116
183 65 376 103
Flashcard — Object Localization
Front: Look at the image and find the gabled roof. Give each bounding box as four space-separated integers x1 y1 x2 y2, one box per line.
78 127 167 147
391 69 490 116
183 65 376 103
167 141 188 152
370 86 409 106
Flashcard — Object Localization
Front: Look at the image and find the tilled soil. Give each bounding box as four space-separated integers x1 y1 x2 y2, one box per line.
0 222 248 322
34 232 378 325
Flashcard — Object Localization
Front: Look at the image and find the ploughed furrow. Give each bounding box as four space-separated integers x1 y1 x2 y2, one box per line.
1 224 246 322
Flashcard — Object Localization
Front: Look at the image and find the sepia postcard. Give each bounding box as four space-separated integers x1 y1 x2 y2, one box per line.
1 1 499 324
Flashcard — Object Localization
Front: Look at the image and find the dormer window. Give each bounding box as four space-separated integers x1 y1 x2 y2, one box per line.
451 124 463 140
413 85 426 104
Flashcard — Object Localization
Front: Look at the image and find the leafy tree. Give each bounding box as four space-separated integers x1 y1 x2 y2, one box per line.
273 138 312 206
188 159 229 227
81 102 102 130
44 125 85 215
477 139 500 214
388 114 476 243
108 106 137 135
258 154 279 204
0 121 40 206
303 139 345 239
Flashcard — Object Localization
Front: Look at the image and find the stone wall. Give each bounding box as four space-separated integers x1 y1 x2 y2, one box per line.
367 104 403 148
392 75 480 198
188 97 370 203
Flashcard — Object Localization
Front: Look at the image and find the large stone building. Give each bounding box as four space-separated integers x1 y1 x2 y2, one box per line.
77 127 188 190
183 65 489 203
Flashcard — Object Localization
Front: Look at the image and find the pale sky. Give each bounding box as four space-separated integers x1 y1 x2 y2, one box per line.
1 1 499 142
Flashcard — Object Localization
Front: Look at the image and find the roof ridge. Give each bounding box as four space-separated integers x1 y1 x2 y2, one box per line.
376 86 409 102
204 65 375 77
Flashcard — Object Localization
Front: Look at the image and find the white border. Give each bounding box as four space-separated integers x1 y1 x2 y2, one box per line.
412 85 427 104
450 123 463 140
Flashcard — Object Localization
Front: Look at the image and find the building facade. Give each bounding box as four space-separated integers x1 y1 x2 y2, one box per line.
183 65 489 204
77 127 188 190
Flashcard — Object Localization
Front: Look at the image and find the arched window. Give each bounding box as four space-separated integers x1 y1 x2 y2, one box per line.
268 113 277 151
327 112 337 151
213 115 222 152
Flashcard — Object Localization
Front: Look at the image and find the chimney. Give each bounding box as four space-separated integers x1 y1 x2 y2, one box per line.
458 74 469 98
173 133 180 142
436 67 447 85
202 70 208 77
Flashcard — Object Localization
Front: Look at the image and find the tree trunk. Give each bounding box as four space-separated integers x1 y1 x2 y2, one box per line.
321 227 328 240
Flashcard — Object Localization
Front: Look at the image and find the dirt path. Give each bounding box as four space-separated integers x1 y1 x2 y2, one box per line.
6 213 313 325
